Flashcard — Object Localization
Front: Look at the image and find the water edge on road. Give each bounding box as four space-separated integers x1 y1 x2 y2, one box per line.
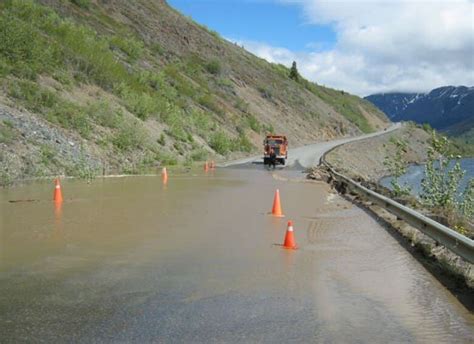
1 167 473 343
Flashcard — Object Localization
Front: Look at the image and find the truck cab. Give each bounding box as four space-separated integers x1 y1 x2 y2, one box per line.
263 135 288 166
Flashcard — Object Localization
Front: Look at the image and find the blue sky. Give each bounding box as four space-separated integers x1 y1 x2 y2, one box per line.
167 1 474 96
168 0 336 53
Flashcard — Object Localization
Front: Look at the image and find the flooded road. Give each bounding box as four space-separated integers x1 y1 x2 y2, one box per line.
1 167 473 343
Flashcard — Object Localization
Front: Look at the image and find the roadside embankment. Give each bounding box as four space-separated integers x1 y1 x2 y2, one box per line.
309 124 474 300
324 123 430 182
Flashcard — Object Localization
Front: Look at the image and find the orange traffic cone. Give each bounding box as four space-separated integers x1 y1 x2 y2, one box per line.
162 167 168 184
53 178 63 203
283 221 297 249
271 189 284 217
204 161 209 172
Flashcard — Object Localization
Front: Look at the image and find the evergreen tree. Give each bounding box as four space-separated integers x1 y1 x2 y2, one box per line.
289 61 299 81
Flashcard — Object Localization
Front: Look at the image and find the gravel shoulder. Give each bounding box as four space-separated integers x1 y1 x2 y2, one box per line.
325 123 430 182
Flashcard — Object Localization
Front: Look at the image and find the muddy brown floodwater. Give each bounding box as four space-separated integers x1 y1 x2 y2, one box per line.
0 168 473 343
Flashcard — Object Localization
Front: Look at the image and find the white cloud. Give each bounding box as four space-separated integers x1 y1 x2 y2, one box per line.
235 0 474 96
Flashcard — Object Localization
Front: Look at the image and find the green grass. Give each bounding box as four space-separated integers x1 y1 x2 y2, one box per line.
108 35 144 62
0 0 176 122
112 120 147 152
198 93 224 116
5 79 92 137
306 85 373 133
39 144 57 166
209 131 232 155
246 114 262 133
209 130 254 155
70 0 91 9
205 59 221 75
6 79 58 113
0 120 17 144
189 148 208 161
87 99 123 128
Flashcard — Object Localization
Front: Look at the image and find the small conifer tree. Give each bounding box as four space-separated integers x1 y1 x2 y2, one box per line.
289 61 299 81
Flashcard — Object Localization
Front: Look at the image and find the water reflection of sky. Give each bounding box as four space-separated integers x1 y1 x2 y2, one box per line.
380 158 474 197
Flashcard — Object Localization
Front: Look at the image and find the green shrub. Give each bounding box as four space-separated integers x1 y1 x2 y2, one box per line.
190 109 213 136
235 98 249 113
0 151 20 187
306 85 373 133
247 114 261 133
158 133 166 146
6 79 59 112
422 123 433 133
164 63 198 99
108 35 144 62
5 79 95 137
234 133 254 153
198 94 224 116
55 21 131 89
257 86 273 99
263 123 274 134
70 0 91 9
421 132 465 209
0 57 12 77
217 77 233 89
115 83 159 120
66 148 97 180
189 148 208 161
383 138 411 197
87 99 123 128
209 131 232 155
151 43 165 56
0 9 57 77
205 59 221 75
161 108 190 142
158 152 178 166
0 120 17 144
1 0 133 89
46 102 91 137
113 121 147 151
40 144 57 166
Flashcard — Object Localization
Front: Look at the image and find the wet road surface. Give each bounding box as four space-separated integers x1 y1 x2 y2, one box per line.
222 123 401 168
1 166 473 343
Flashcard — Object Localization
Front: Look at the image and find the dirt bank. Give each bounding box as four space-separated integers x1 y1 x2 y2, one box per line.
325 124 430 182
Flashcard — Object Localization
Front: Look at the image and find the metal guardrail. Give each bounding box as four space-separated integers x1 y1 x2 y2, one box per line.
321 159 474 264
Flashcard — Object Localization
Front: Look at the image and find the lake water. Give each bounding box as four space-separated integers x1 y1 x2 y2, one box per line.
380 158 474 197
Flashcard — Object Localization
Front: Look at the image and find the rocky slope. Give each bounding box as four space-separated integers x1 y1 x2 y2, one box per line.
0 0 388 185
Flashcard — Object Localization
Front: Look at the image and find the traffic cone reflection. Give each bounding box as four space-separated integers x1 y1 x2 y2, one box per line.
204 161 209 172
162 167 168 184
53 178 63 203
271 189 284 217
50 200 64 246
54 200 62 219
283 221 297 249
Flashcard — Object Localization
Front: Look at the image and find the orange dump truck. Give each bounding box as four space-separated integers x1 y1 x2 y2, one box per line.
263 134 288 166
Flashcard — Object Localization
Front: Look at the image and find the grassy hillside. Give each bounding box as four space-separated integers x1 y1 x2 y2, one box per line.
0 0 388 185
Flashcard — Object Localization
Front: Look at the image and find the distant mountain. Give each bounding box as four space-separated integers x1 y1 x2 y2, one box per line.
365 86 474 135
